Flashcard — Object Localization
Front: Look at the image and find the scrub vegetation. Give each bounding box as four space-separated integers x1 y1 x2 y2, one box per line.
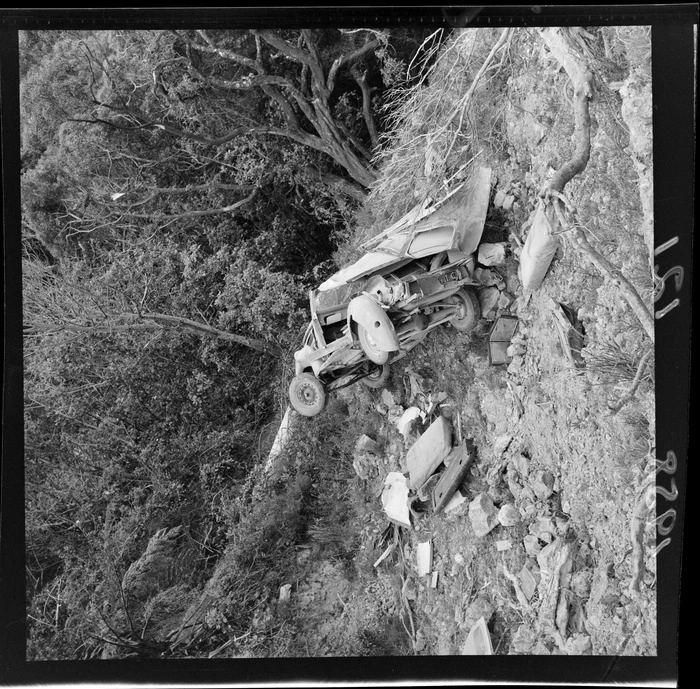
23 26 660 660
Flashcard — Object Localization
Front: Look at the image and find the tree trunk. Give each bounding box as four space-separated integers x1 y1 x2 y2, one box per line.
538 28 655 343
27 312 282 356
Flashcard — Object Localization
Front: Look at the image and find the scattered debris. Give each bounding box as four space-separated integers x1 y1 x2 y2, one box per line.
518 565 540 601
488 315 520 365
381 472 411 528
545 297 585 368
502 565 532 609
468 493 500 537
396 406 423 442
432 440 476 513
353 435 381 480
416 473 442 502
381 388 398 409
373 543 396 569
425 391 448 417
355 434 380 456
279 584 292 602
510 624 537 654
496 540 512 552
444 489 469 514
464 596 496 629
462 617 494 655
353 455 371 480
375 402 389 415
406 415 453 490
417 541 433 577
388 405 406 428
404 368 426 401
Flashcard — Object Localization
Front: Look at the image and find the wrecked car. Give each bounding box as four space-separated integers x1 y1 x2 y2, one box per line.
289 166 493 417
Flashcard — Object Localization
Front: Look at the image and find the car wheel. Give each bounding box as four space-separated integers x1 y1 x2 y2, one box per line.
362 363 390 389
447 288 481 333
289 373 326 417
357 324 390 364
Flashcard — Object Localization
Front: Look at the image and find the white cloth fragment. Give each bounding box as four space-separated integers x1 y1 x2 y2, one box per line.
381 472 411 527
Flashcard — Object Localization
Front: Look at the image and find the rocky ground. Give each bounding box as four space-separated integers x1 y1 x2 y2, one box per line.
285 27 658 658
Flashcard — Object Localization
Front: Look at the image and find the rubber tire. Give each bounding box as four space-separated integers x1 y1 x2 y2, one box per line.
289 373 326 417
362 364 390 389
447 288 481 333
357 324 390 365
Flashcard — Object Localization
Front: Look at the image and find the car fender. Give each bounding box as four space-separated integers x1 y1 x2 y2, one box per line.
347 294 400 352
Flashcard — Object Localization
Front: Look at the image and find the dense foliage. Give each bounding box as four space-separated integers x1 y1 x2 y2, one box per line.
21 27 431 659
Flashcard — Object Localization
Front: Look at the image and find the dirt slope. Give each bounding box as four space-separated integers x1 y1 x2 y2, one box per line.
288 27 657 657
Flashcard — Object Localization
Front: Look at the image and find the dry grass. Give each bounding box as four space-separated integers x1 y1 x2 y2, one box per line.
362 28 515 237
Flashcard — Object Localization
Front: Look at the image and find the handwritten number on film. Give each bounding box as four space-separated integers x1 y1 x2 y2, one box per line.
654 236 683 319
651 237 682 554
654 451 678 555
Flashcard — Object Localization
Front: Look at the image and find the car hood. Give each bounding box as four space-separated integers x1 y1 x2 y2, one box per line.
319 166 492 291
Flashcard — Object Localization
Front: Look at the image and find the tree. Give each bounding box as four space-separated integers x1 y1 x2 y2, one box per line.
22 245 286 356
72 29 385 190
20 30 382 262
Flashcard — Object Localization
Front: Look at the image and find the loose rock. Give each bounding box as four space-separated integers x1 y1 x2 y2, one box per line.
468 493 499 537
355 434 380 456
564 634 593 655
381 389 398 409
478 242 507 266
498 503 521 527
531 470 555 500
510 624 537 654
463 596 495 629
523 534 543 557
478 286 502 320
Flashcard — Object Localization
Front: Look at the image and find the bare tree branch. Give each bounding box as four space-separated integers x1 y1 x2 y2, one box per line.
537 28 655 342
193 30 260 72
351 66 379 149
327 39 381 93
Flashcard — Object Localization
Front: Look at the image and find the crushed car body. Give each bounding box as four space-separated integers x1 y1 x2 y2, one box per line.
289 166 493 417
